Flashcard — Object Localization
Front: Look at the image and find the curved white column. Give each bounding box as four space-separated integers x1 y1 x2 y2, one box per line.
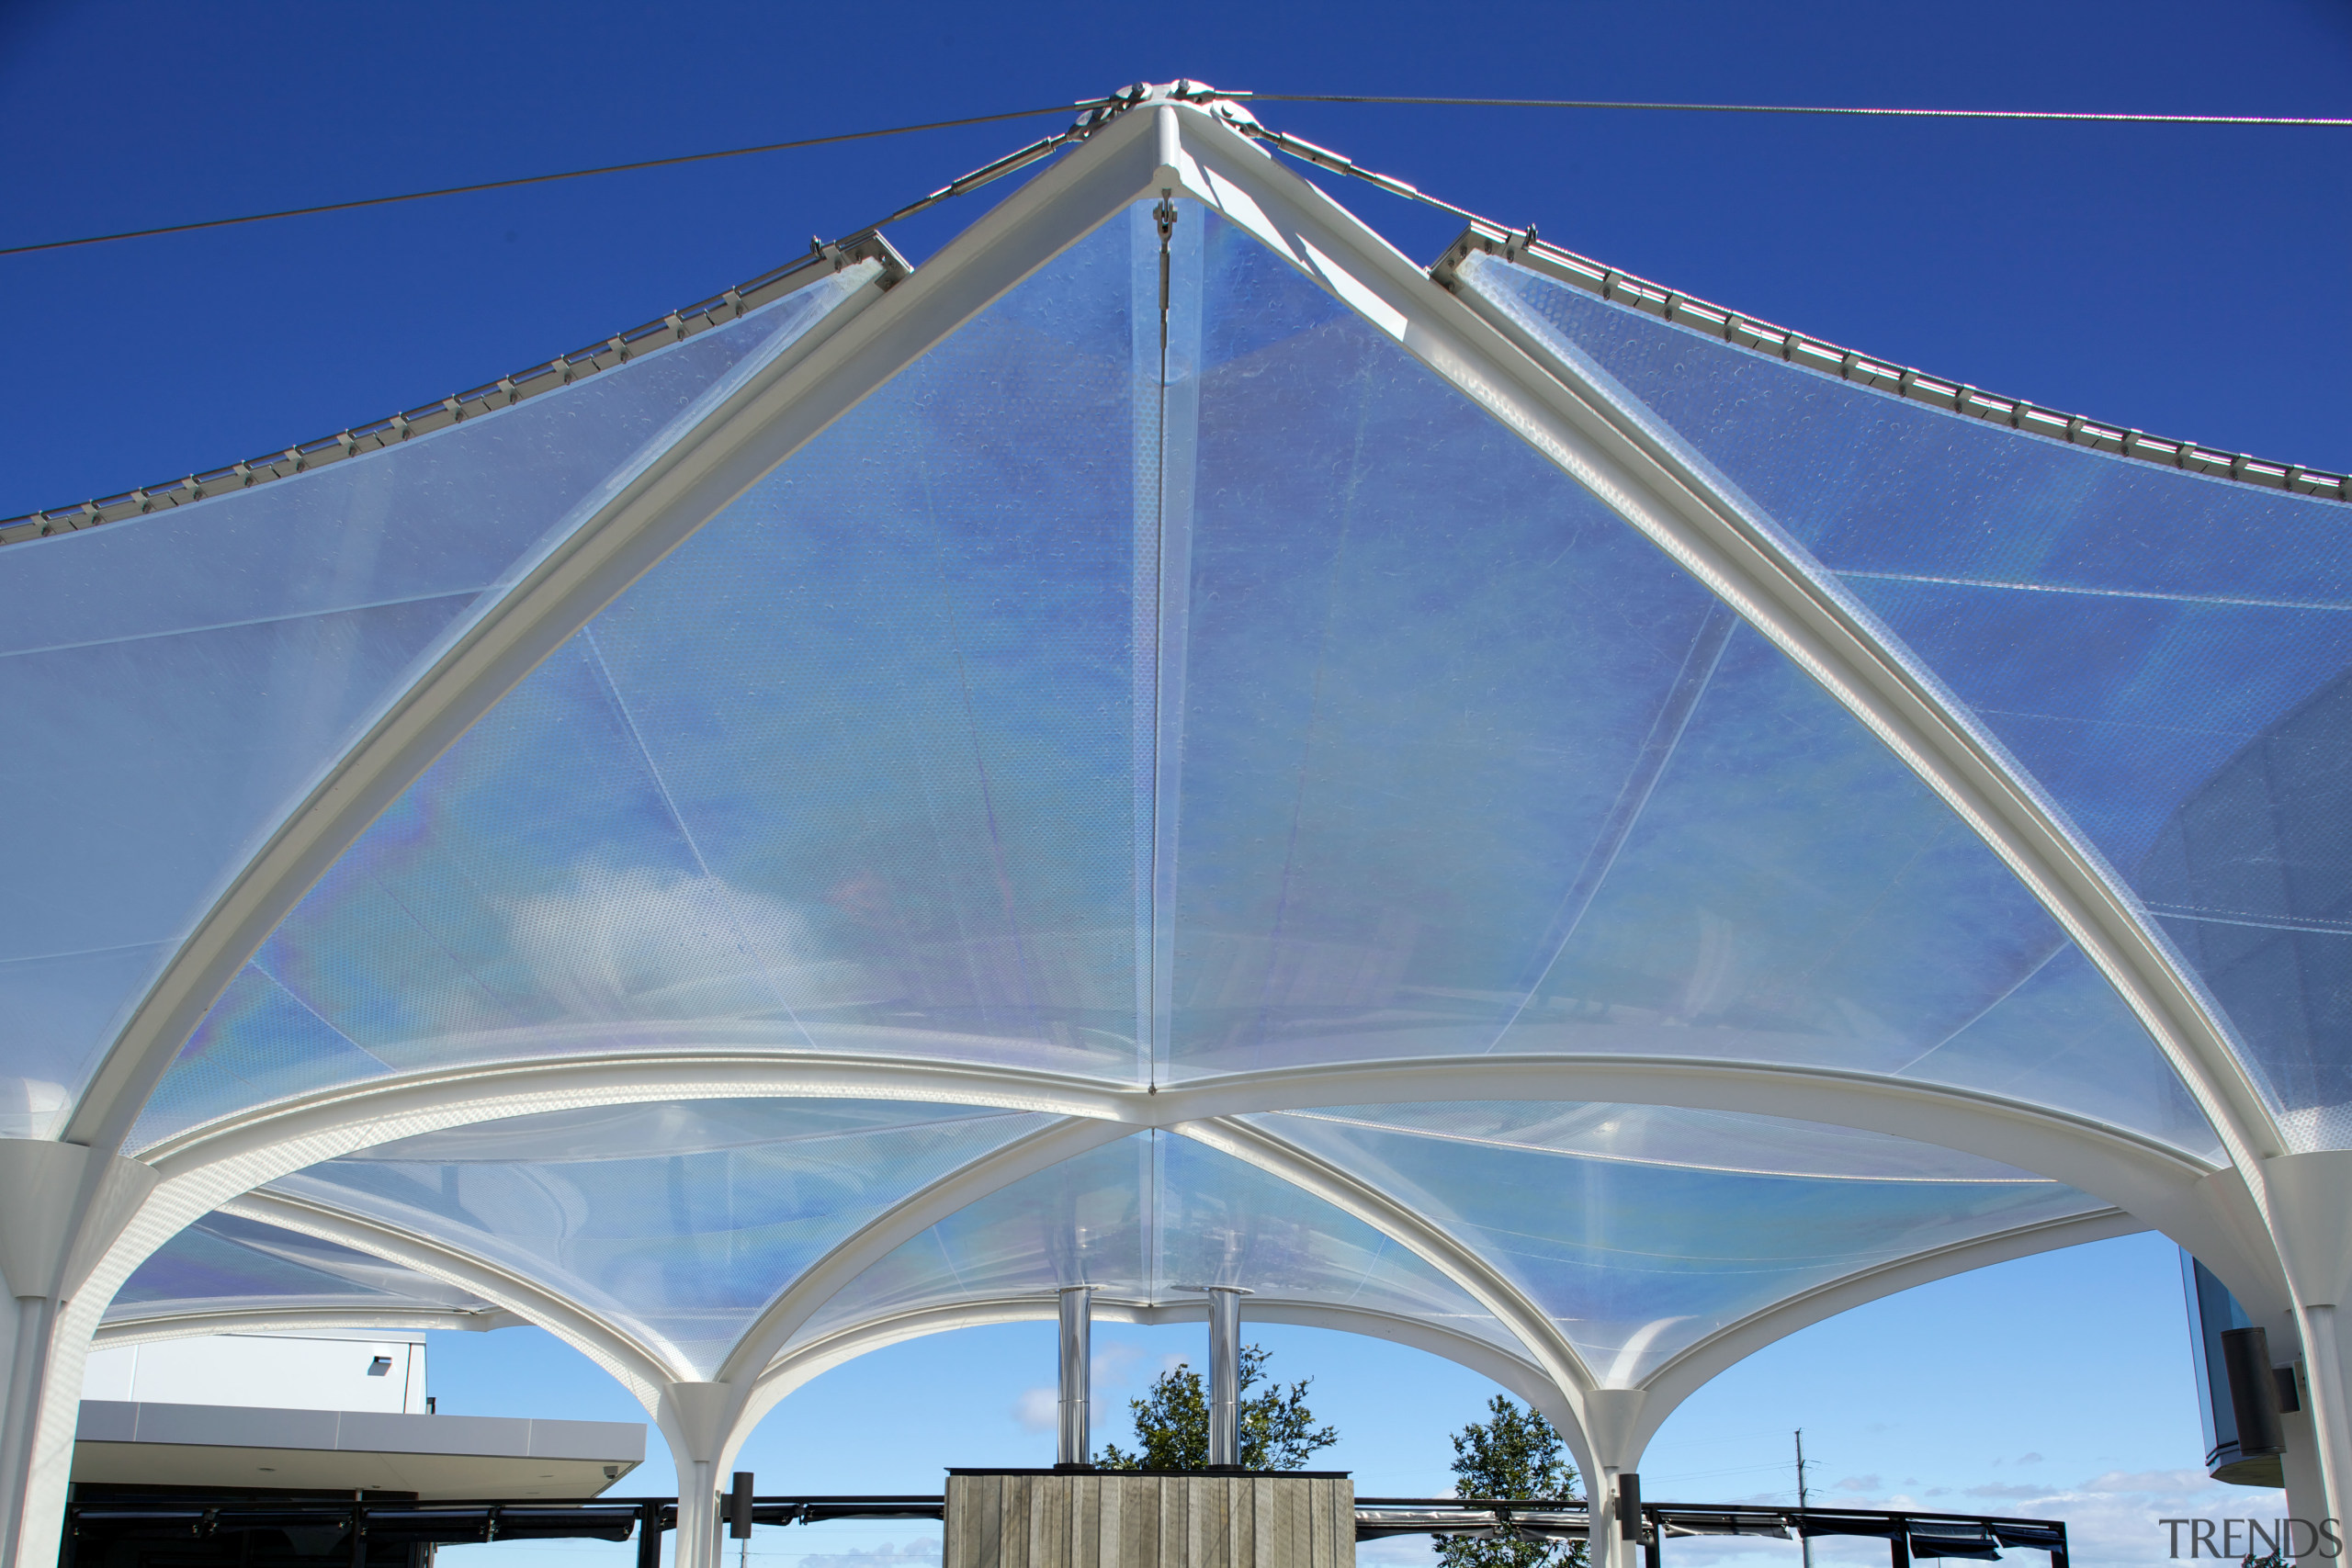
0 1143 156 1568
662 1383 731 1568
2263 1153 2352 1525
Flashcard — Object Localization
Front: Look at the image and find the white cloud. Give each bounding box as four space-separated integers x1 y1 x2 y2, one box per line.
2081 1469 2214 1495
1012 1387 1057 1433
793 1541 943 1568
506 863 870 1020
1091 1342 1148 1385
1941 1467 2288 1565
1575 1471 2300 1568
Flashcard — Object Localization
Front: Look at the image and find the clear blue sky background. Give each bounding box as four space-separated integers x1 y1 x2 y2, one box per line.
422 1233 2222 1568
6 3 2346 1563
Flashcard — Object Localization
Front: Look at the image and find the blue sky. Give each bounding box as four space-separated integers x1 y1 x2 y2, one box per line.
7 2 2346 1563
1 0 2346 518
424 1232 2231 1567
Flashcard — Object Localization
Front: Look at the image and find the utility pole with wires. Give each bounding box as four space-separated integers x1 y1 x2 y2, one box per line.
1793 1430 1814 1568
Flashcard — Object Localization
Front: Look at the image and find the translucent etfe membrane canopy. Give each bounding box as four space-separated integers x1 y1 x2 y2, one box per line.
107 1211 492 1325
262 1099 1057 1379
1247 1103 2105 1386
24 96 2320 1524
1163 211 2212 1156
140 199 2216 1165
1459 252 2352 1150
134 211 1154 1145
0 265 874 1139
786 1131 1513 1357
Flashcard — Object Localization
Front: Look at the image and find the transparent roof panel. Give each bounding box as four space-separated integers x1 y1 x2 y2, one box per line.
1249 1102 2109 1386
786 1129 1511 1359
2 267 868 1141
1459 252 2352 1149
97 151 2239 1412
266 1097 1056 1377
1166 211 1724 1076
137 199 2223 1163
1493 623 2216 1154
139 211 1154 1147
1162 212 2213 1156
109 1210 489 1318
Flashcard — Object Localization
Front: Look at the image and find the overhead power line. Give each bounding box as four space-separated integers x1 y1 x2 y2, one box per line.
0 99 1105 259
1243 92 2352 127
5 88 2345 261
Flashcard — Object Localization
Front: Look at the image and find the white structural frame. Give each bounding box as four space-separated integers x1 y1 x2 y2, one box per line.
3 85 2344 1568
92 1305 522 1349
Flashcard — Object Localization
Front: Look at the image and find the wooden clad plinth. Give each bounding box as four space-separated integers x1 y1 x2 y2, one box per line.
944 1470 1354 1568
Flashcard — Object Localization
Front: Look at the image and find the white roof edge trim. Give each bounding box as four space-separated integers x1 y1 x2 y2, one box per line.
1149 99 2279 1190
0 238 912 547
92 1305 526 1348
1429 222 2351 506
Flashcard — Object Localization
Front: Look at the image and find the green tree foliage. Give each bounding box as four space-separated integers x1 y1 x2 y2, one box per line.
1438 1395 1588 1568
1096 1345 1338 1471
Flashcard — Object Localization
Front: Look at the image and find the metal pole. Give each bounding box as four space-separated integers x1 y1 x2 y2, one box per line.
635 1501 662 1568
1794 1431 1812 1568
1205 1287 1248 1470
1057 1286 1094 1469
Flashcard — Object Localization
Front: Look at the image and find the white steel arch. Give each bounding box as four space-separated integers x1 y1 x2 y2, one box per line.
129 1048 2274 1311
1628 1208 2145 1458
224 1190 679 1402
58 99 1189 1168
1137 92 2339 1522
56 1078 2245 1568
1161 96 2280 1172
93 1304 522 1349
727 1295 1579 1474
1172 1115 1602 1472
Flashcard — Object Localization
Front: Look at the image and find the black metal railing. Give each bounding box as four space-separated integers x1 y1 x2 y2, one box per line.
67 1491 2067 1568
1359 1497 2068 1568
